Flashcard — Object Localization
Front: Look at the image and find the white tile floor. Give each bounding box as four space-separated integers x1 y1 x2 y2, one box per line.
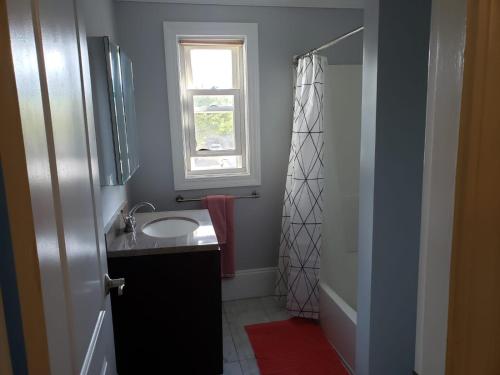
222 297 290 375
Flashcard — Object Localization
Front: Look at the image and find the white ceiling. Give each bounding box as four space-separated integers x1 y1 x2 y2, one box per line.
115 0 364 9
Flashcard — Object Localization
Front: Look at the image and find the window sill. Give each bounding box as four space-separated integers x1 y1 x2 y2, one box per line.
174 172 261 191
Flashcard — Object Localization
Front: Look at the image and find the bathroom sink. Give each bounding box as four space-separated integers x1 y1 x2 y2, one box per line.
141 217 199 238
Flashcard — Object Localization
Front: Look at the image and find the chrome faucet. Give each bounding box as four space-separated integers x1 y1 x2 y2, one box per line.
122 202 156 233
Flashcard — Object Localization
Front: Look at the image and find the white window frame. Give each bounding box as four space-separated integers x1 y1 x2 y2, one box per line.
164 22 261 190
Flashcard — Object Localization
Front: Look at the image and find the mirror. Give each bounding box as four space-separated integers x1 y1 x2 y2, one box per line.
88 37 139 186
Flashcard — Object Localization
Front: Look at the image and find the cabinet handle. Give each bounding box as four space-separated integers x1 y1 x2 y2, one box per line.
105 274 125 296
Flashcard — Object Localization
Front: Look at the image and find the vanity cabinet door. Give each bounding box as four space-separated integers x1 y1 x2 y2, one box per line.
108 250 222 374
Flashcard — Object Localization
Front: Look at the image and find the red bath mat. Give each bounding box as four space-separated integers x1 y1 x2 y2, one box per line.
245 318 349 375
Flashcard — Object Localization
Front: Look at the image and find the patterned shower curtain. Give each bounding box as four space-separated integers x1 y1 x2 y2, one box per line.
275 54 326 319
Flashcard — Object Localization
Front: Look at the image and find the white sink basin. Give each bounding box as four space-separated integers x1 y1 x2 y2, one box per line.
141 217 199 238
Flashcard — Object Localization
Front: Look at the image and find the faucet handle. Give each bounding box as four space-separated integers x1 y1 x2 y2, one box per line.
123 213 136 233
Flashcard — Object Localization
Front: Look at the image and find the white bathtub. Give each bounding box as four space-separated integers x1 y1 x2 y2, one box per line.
319 282 357 373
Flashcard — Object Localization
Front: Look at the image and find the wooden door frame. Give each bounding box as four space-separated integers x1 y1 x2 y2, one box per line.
414 0 467 373
445 0 500 373
417 0 500 374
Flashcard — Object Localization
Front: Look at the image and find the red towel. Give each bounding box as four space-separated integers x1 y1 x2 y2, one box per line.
202 195 235 278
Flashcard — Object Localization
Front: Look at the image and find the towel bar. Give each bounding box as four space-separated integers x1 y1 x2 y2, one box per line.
175 191 260 203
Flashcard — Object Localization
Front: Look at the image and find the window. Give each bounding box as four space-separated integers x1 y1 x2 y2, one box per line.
164 22 260 190
180 42 244 171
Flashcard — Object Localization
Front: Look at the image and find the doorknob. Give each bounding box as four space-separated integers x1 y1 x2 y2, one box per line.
105 274 125 296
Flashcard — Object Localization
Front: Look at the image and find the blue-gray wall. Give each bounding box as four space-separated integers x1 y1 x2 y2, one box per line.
81 0 130 228
115 2 363 270
356 0 431 374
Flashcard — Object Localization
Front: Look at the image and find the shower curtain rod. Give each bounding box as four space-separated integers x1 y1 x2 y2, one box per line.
293 26 364 63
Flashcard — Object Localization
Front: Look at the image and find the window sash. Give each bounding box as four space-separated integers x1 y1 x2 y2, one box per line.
182 44 241 90
185 88 244 158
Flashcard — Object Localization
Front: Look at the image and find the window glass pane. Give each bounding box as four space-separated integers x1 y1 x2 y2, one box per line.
190 49 233 89
193 95 236 151
191 155 242 171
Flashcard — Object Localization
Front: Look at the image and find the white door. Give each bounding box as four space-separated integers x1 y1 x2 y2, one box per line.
30 0 117 373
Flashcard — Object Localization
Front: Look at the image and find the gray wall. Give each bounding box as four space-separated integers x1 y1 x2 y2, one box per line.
115 2 363 270
80 0 117 39
356 0 431 374
80 0 130 228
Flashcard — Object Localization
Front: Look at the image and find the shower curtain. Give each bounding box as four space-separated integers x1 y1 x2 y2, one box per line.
276 54 326 319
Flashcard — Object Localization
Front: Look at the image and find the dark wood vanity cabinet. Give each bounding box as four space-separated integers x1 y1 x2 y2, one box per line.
108 250 222 374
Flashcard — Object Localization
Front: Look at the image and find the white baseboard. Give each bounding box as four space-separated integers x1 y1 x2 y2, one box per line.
319 282 357 373
222 267 277 301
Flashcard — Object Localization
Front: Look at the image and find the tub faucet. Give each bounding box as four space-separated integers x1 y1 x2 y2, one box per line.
123 202 156 233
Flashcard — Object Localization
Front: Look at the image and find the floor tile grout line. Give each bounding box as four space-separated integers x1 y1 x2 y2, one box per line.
222 303 241 365
226 301 258 363
237 359 245 374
